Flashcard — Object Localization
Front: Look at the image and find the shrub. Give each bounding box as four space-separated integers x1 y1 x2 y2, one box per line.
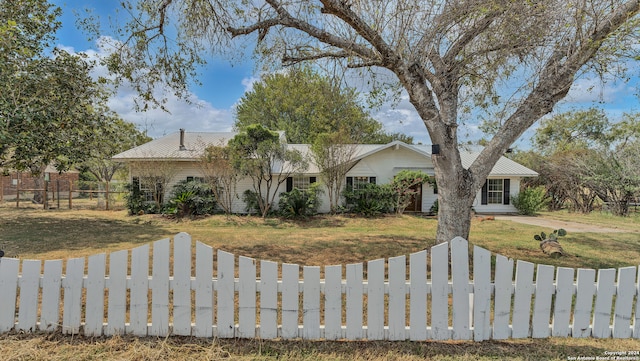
430 199 439 215
166 180 217 218
511 186 549 216
390 170 433 214
242 189 264 215
125 182 157 215
342 183 395 216
278 183 323 218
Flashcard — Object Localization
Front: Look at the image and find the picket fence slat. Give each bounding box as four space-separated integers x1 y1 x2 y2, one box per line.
552 267 574 337
17 260 40 332
238 256 257 338
40 260 62 332
85 254 106 337
2 232 640 341
431 242 449 340
281 263 299 339
410 250 428 341
613 267 636 338
260 260 278 339
531 264 554 338
106 249 127 336
63 257 84 335
389 255 406 341
346 263 363 340
493 254 514 339
173 233 192 336
217 250 235 338
130 244 149 336
194 242 213 338
473 246 491 341
593 269 616 338
367 259 385 340
573 269 596 338
151 239 170 337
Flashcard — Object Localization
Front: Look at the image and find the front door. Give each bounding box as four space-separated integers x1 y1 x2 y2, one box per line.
405 184 422 213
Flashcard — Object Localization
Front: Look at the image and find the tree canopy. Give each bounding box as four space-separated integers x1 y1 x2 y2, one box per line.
0 0 114 174
102 0 640 242
235 67 412 144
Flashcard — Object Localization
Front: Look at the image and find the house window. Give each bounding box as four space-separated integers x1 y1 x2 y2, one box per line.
286 176 317 192
481 179 511 205
133 176 163 203
186 176 205 183
346 176 376 191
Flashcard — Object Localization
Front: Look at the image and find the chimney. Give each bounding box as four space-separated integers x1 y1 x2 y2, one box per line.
179 128 186 151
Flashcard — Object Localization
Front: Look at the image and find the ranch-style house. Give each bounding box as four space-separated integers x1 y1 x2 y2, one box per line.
113 130 538 214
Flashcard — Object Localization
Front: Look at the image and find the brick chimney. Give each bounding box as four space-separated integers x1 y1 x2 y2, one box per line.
179 128 186 151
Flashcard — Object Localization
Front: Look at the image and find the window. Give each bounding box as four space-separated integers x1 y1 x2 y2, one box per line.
186 176 205 183
286 176 317 192
133 176 164 203
481 179 510 205
346 176 376 191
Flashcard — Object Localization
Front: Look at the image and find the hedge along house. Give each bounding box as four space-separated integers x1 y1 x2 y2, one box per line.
113 129 538 214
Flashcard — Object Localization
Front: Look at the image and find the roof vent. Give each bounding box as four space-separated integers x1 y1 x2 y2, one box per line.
179 128 186 151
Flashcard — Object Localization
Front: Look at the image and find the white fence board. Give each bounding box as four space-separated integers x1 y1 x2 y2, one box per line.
451 237 470 340
17 260 40 332
303 266 321 339
346 263 364 340
194 242 213 338
430 242 450 340
613 267 636 338
512 260 534 338
151 239 170 337
62 257 84 335
367 259 385 340
410 250 428 341
130 244 149 336
281 263 299 339
552 267 574 337
172 233 192 336
493 254 514 339
592 269 616 338
259 260 278 339
85 254 106 336
217 250 235 338
2 233 640 341
238 256 257 338
573 269 596 338
531 264 554 338
106 250 128 336
40 260 62 332
472 246 492 341
388 255 406 341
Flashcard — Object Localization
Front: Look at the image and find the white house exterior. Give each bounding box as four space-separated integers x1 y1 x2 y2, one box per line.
113 130 538 214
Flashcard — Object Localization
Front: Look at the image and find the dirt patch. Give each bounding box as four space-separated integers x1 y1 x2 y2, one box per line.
494 215 626 233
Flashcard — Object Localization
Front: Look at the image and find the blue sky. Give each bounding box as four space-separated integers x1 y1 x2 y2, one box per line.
50 1 639 146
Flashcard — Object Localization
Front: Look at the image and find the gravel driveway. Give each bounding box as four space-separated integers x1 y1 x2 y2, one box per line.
494 215 627 233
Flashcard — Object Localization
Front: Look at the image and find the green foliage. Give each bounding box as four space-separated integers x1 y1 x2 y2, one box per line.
430 200 439 215
124 182 156 215
0 1 115 172
343 183 395 216
511 186 549 215
390 170 433 214
235 67 412 144
533 229 567 242
278 183 323 218
165 180 217 218
242 189 264 215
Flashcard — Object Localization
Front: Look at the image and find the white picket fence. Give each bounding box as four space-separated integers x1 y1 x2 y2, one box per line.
0 232 639 340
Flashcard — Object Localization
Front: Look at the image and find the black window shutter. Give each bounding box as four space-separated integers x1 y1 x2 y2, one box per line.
503 179 511 205
286 177 293 192
310 177 316 184
481 181 488 205
370 177 376 184
346 177 353 190
132 177 140 189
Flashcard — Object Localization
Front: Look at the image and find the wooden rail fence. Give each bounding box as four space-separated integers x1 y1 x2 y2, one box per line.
0 232 638 340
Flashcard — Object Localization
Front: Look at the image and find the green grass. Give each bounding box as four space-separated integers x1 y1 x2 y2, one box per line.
1 203 639 360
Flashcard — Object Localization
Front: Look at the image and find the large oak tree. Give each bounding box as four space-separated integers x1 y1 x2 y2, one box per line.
103 0 640 242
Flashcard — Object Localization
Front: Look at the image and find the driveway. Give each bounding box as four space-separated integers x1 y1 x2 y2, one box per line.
494 215 627 233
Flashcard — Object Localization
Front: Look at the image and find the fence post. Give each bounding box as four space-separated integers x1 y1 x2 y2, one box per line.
69 180 73 209
16 174 20 208
43 180 48 210
105 181 110 210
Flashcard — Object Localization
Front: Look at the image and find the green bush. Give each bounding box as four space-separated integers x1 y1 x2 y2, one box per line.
242 189 264 214
511 186 549 216
430 199 439 215
166 180 217 218
125 182 158 215
278 183 323 218
342 183 395 216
